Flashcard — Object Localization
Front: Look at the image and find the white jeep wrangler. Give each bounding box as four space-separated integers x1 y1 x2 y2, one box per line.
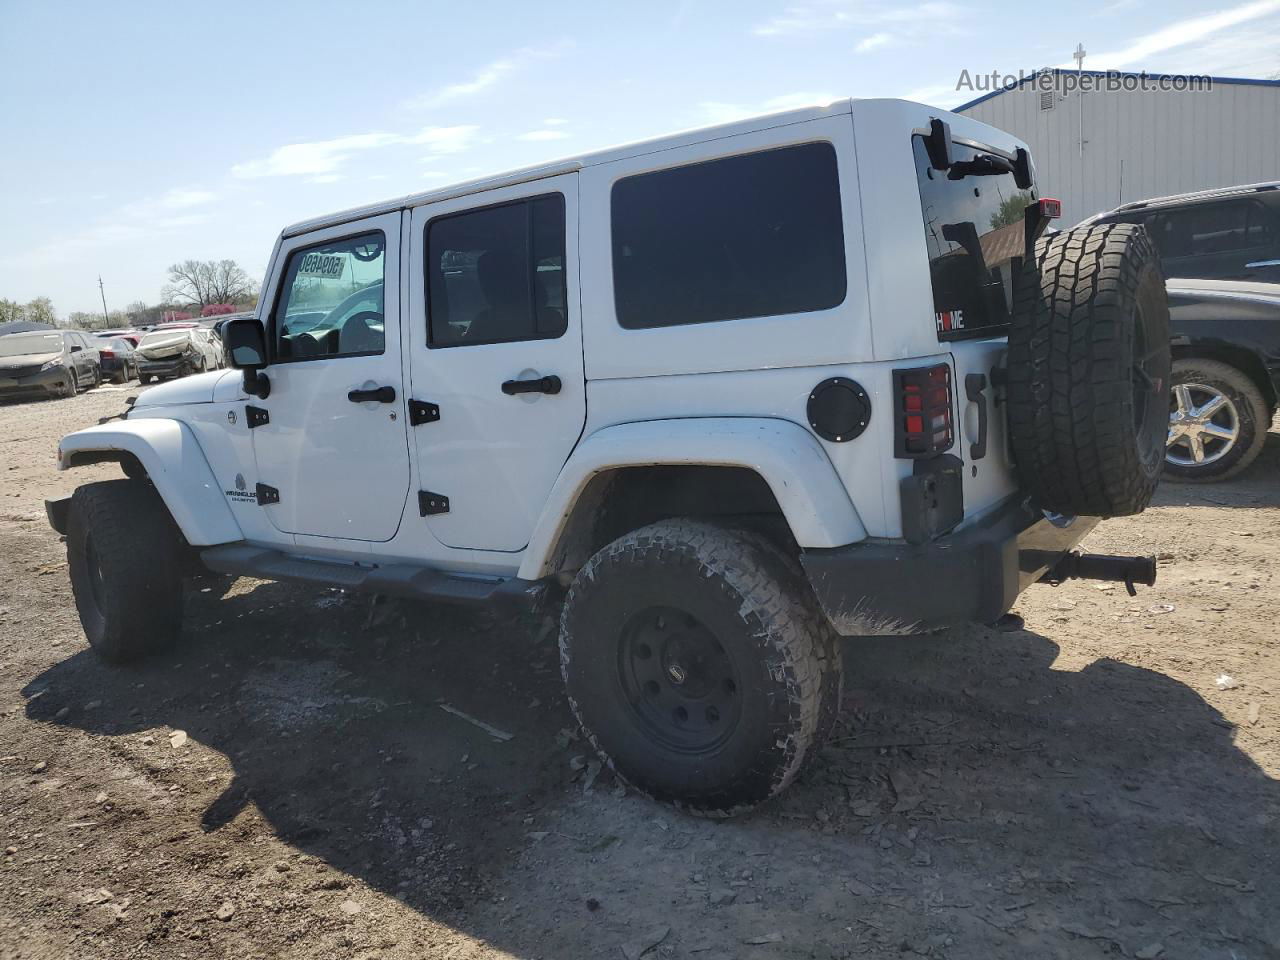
48 99 1170 814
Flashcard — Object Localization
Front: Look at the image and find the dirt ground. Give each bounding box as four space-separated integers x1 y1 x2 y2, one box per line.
0 385 1277 960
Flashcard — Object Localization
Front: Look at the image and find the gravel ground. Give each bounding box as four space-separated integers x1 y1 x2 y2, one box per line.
1 386 1277 960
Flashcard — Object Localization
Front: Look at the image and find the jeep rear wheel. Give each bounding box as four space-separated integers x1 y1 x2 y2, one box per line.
560 520 841 815
1006 222 1171 517
66 480 184 663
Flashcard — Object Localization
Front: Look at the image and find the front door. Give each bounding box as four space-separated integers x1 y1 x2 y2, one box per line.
250 212 411 542
407 175 586 551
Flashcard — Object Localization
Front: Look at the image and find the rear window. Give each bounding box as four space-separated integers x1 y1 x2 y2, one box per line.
611 142 846 329
913 136 1035 341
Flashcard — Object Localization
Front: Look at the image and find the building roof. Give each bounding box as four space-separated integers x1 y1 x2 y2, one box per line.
954 68 1280 114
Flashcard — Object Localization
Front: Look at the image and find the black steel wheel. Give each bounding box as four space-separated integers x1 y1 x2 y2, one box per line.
561 519 842 815
617 605 744 755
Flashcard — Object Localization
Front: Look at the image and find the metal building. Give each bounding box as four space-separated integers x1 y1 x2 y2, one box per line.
955 69 1280 224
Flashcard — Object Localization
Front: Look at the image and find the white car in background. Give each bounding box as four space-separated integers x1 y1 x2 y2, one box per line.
134 323 223 384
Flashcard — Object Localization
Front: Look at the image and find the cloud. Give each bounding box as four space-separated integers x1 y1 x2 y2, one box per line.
404 41 572 110
1066 0 1280 69
855 31 893 53
543 117 569 126
517 129 570 142
161 188 216 209
409 125 479 154
232 125 478 180
753 1 963 37
698 91 840 125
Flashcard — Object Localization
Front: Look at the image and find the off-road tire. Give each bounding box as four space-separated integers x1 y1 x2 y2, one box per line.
560 519 842 816
1165 358 1269 482
1007 222 1170 516
66 480 184 663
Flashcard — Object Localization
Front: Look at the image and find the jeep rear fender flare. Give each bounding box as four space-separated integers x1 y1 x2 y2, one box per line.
519 417 866 580
57 420 242 547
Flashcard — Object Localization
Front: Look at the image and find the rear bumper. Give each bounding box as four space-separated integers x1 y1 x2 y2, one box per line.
137 357 189 377
800 497 1099 636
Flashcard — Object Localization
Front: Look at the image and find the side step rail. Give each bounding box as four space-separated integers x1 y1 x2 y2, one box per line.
200 544 546 608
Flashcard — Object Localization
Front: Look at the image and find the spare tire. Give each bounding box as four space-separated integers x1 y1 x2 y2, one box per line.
1006 222 1170 517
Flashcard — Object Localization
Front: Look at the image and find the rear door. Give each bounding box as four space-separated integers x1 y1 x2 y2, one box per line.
406 174 586 551
909 134 1021 515
249 213 411 542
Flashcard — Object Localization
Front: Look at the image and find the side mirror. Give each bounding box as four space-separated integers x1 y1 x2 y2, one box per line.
223 318 271 399
69 345 82 353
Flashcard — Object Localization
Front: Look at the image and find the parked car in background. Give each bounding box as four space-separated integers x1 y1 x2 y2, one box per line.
1087 182 1280 283
0 330 100 400
135 326 222 383
1164 278 1279 481
96 329 142 348
96 337 139 384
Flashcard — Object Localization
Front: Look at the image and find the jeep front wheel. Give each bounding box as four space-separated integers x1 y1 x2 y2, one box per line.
560 520 841 815
66 480 184 663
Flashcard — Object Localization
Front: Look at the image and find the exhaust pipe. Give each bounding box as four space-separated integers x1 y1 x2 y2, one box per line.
1042 551 1157 597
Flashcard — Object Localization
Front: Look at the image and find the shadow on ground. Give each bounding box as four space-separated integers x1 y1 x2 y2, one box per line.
1153 425 1280 509
22 575 1280 957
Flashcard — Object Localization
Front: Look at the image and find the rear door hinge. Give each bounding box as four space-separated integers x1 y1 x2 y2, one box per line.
255 483 281 506
408 399 440 426
246 405 270 429
418 490 449 516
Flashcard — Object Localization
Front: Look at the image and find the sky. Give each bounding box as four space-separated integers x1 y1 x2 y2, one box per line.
2 0 1278 316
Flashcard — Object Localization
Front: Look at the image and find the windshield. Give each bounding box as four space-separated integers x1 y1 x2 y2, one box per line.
913 135 1036 341
0 332 61 357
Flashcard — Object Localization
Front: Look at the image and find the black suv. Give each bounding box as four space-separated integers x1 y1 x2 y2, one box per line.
1087 182 1280 283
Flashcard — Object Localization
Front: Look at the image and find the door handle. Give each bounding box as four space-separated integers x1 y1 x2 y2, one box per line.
965 373 988 461
347 385 396 403
501 375 561 396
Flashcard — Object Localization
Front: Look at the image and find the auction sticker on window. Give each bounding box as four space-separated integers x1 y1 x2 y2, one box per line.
298 252 348 280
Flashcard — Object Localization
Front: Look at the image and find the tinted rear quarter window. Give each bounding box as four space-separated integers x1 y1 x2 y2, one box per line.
611 142 846 329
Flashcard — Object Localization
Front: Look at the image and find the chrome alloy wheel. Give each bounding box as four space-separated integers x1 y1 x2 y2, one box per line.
1167 382 1239 467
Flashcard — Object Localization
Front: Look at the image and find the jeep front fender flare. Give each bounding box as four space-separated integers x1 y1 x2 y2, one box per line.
57 420 242 547
519 417 866 580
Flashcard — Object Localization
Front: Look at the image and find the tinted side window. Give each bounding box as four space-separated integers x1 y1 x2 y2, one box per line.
272 231 386 361
1152 201 1269 259
426 194 566 348
611 142 846 329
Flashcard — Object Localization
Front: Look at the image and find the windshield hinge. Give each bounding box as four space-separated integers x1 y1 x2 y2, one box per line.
245 405 269 429
255 483 280 506
418 490 449 516
408 399 440 426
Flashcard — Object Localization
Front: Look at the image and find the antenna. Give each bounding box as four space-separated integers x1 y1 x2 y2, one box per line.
1073 43 1087 157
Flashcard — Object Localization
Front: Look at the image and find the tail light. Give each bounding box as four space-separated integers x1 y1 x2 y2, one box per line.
893 364 954 458
100 349 114 358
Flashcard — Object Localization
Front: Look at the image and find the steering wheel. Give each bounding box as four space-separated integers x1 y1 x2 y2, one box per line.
351 240 383 262
338 309 385 353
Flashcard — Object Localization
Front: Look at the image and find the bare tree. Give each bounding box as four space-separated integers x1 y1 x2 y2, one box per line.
162 259 255 311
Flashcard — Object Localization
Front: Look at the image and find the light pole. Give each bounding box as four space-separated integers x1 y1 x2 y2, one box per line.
98 275 109 329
